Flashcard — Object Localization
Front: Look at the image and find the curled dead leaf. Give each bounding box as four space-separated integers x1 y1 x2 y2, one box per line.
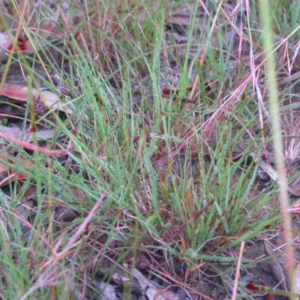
0 84 73 113
0 84 39 101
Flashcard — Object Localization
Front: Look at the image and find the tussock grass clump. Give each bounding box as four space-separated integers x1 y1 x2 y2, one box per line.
0 0 299 298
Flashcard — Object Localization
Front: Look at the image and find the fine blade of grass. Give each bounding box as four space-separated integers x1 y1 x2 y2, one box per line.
259 0 295 295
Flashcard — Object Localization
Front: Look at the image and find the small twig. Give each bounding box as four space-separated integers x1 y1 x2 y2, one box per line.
0 131 73 157
40 194 106 271
231 241 245 300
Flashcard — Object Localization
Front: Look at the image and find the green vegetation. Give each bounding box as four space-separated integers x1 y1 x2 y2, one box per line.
0 0 299 298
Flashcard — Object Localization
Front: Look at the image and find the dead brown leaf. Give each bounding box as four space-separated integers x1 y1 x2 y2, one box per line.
0 84 73 113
